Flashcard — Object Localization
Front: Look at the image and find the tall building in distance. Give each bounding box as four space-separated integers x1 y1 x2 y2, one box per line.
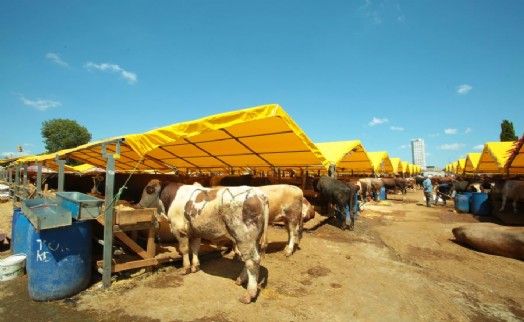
411 138 426 170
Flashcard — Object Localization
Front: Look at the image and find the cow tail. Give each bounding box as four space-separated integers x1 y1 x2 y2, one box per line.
259 195 269 258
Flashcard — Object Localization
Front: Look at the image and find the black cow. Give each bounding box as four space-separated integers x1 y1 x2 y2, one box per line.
449 180 480 196
435 183 451 205
314 175 359 231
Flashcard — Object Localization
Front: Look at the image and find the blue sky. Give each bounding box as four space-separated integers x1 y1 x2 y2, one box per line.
1 0 523 169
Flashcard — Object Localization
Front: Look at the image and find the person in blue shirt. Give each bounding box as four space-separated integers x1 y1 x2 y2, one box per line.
422 175 434 207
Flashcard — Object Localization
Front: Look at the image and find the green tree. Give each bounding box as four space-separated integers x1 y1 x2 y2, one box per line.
41 119 92 153
500 120 518 142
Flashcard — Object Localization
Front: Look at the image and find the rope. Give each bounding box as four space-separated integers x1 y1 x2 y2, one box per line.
106 154 145 209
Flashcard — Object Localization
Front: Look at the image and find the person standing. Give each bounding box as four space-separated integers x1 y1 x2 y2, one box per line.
422 175 434 207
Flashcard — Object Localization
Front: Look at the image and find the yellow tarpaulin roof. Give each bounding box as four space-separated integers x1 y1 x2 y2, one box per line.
476 141 515 174
315 140 373 174
389 158 400 175
464 153 481 173
456 158 466 174
398 161 410 174
366 151 394 174
505 135 524 174
17 104 328 174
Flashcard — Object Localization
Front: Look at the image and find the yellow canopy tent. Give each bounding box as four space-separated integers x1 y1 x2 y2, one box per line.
16 151 78 173
456 158 466 174
315 140 373 174
464 153 481 174
505 134 524 174
399 161 409 174
71 163 105 174
476 141 515 174
17 104 328 175
389 158 400 175
366 151 394 174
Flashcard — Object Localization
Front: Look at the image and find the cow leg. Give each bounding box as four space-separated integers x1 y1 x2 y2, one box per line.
347 201 355 231
235 243 261 304
237 255 260 304
335 201 348 230
513 199 518 214
499 195 507 212
189 237 201 273
176 235 192 275
284 219 298 257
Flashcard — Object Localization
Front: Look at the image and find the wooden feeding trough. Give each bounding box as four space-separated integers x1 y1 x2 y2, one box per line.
94 206 220 274
96 207 160 273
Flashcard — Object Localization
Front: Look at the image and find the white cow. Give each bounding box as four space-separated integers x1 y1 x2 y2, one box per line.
258 184 315 256
167 184 269 304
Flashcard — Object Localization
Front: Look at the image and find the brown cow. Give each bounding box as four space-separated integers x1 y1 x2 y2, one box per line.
167 183 269 304
452 223 524 260
258 184 314 256
381 177 407 197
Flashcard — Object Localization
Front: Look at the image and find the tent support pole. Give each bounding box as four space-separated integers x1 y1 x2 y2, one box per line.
36 162 42 197
101 141 119 288
55 155 66 192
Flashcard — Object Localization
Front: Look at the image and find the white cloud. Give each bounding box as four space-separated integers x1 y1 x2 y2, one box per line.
464 128 473 134
429 133 440 138
457 84 472 95
444 128 458 135
437 143 465 150
46 52 69 67
368 117 389 126
473 144 484 150
390 126 404 131
19 96 61 111
399 145 409 149
85 62 137 84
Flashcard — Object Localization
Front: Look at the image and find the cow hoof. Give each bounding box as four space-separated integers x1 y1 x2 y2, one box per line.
239 294 252 304
181 268 191 275
191 265 200 273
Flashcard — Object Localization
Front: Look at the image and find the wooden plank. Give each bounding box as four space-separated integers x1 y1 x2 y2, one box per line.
114 231 149 259
115 208 155 225
114 222 154 232
97 258 160 273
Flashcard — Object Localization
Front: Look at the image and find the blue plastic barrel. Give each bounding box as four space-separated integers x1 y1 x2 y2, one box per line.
454 194 470 213
470 192 491 216
380 186 387 200
11 207 30 256
27 220 92 301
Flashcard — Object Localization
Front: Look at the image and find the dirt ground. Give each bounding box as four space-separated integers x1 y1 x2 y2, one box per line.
1 189 523 322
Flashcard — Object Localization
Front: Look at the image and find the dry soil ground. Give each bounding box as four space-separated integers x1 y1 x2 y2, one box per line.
1 190 523 322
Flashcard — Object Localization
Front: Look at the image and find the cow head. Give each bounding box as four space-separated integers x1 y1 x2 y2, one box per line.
139 179 163 210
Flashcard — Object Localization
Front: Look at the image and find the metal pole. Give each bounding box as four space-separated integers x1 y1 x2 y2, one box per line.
101 141 120 288
36 162 42 197
13 164 20 207
22 163 28 200
56 156 65 192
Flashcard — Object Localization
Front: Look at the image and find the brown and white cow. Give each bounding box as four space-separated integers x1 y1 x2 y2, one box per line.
258 184 314 256
493 180 524 214
167 183 269 304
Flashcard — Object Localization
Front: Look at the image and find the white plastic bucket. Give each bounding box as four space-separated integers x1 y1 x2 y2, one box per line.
0 253 27 281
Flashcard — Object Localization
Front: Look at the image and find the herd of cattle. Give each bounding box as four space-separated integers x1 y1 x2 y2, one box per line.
133 174 523 303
